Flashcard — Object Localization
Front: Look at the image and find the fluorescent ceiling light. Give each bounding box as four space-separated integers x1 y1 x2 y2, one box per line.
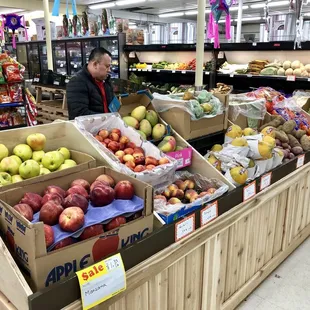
229 5 249 11
218 19 226 23
130 25 137 29
240 17 262 21
128 22 136 25
251 1 289 9
89 2 115 9
304 12 310 16
159 12 184 18
185 10 198 15
250 3 265 8
116 0 145 5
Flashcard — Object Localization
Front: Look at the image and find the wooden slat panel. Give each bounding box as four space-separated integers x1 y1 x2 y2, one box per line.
125 283 148 310
168 258 185 310
148 270 168 310
301 171 310 229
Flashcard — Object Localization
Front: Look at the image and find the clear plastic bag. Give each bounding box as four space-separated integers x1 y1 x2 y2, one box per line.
75 113 178 187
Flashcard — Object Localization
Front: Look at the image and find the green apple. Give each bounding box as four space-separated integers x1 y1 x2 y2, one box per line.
64 159 77 167
10 155 22 166
32 150 45 163
0 157 20 175
13 144 33 162
11 175 23 183
0 144 9 161
40 167 51 175
19 160 40 179
0 172 11 186
26 133 46 151
42 151 64 171
57 147 71 160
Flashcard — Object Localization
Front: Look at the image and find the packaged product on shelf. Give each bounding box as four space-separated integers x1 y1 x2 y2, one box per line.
75 113 178 187
8 83 23 102
0 65 5 84
154 171 229 224
0 85 10 103
2 63 22 83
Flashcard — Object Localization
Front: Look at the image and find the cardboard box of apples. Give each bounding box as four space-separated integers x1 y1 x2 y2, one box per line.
75 113 178 187
0 166 153 290
0 132 96 191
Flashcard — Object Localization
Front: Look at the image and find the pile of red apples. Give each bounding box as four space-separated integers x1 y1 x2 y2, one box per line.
12 174 138 250
94 128 170 172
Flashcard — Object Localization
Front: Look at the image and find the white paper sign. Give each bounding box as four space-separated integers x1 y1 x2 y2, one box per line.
260 172 272 191
230 73 234 77
172 70 176 73
201 201 218 226
156 69 160 72
181 70 186 74
243 181 256 202
175 214 195 242
287 75 296 81
296 154 305 169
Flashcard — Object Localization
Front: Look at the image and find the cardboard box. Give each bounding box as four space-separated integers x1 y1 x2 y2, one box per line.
0 150 95 192
0 166 153 291
154 92 229 140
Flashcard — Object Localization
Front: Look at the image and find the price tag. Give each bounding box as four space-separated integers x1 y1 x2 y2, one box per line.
74 64 77 68
76 253 126 310
175 214 195 242
243 181 256 202
138 69 141 71
200 201 218 226
33 78 40 82
65 79 70 84
252 42 257 46
260 172 272 191
53 81 60 86
148 69 152 72
181 70 186 74
132 68 137 71
296 154 305 169
247 74 252 78
60 64 64 68
230 73 234 78
308 78 310 82
172 70 176 73
156 69 160 73
205 71 209 75
287 75 296 81
218 51 224 58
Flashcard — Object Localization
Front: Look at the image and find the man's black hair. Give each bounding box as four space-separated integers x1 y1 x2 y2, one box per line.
88 47 112 62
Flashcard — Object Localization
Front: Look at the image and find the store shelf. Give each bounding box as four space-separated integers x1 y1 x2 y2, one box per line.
129 68 203 74
0 102 25 108
0 124 27 131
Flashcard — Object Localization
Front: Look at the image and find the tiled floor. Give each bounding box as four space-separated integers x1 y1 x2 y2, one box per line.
236 237 310 310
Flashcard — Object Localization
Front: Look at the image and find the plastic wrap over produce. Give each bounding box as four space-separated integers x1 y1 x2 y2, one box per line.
293 90 310 108
154 171 229 216
152 91 224 121
229 94 267 121
75 113 178 187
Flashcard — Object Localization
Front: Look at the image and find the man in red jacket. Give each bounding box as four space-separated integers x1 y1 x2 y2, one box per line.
67 47 115 119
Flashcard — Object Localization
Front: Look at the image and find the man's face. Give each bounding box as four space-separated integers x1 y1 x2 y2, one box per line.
92 53 112 81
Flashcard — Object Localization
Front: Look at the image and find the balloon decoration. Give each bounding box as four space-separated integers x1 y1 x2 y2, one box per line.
0 13 28 48
207 0 236 48
52 0 77 17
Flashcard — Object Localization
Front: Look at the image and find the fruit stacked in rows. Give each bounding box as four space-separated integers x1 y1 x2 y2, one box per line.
0 133 77 186
12 174 139 249
155 179 216 205
94 128 170 172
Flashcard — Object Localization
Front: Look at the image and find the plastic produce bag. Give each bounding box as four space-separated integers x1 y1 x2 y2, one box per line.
75 113 178 187
154 171 229 216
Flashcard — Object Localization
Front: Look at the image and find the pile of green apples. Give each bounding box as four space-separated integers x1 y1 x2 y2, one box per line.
0 133 77 186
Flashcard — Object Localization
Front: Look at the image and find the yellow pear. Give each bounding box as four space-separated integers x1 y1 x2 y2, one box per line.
261 126 276 138
211 144 223 152
230 166 248 185
207 155 221 171
231 137 248 147
263 135 276 147
258 141 273 159
248 159 255 168
243 127 257 136
225 124 243 139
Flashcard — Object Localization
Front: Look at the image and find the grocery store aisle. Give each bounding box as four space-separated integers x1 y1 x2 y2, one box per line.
237 237 310 310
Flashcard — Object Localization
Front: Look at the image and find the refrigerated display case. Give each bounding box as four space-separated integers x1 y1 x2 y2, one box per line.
16 34 126 80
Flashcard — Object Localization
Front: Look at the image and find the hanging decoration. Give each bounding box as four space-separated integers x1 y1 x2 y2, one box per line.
52 0 77 17
82 12 89 36
207 0 236 48
0 14 28 48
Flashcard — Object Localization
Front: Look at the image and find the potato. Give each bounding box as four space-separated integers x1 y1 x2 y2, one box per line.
291 146 303 155
275 130 289 143
277 125 283 131
283 149 290 158
282 143 289 149
288 134 301 148
300 135 310 151
275 139 282 146
294 129 306 139
282 120 296 134
288 153 295 159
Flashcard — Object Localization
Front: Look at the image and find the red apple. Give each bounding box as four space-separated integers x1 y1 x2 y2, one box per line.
44 224 54 248
53 237 74 250
20 192 42 213
123 154 134 162
115 150 125 158
133 154 145 165
108 141 120 152
158 157 170 165
111 128 121 136
95 135 103 142
79 224 104 240
13 203 33 221
119 142 125 150
133 147 145 155
134 165 145 172
96 174 115 187
119 136 130 144
126 142 136 149
59 207 85 232
63 193 89 213
116 155 124 163
66 185 89 199
125 161 135 170
124 148 134 155
71 179 90 193
146 164 156 170
103 138 112 145
98 129 109 139
41 193 64 206
109 132 120 142
105 216 126 231
90 185 115 207
145 156 158 166
114 180 135 200
44 186 66 198
92 235 119 262
101 142 107 147
39 201 63 225
90 180 109 192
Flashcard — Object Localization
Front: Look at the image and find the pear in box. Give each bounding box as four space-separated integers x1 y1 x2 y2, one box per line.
131 106 146 121
158 136 176 153
145 110 158 127
152 124 166 140
139 119 152 137
123 116 139 129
